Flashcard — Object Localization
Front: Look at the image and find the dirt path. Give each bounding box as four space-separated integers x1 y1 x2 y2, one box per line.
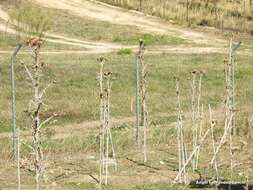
0 5 9 20
34 0 225 46
0 25 126 54
0 116 134 140
0 6 129 53
1 2 230 54
1 46 252 55
0 112 177 140
1 1 228 54
4 1 252 55
0 26 125 53
0 46 231 55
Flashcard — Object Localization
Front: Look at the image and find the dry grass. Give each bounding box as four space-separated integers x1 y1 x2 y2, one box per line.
1 50 253 189
98 0 253 34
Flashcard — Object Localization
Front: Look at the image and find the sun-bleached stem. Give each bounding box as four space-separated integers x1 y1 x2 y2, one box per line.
195 104 203 169
22 62 35 85
136 40 148 162
210 114 234 166
175 126 211 182
175 77 186 184
98 58 105 190
23 38 51 190
226 39 241 136
98 58 117 189
32 47 43 190
190 71 197 170
38 115 54 129
17 127 21 190
140 53 148 163
208 104 219 179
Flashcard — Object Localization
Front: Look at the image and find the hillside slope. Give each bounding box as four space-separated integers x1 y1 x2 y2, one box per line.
34 0 225 46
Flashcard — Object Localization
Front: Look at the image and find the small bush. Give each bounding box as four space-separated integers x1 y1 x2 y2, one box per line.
9 1 53 37
198 19 210 26
117 48 132 55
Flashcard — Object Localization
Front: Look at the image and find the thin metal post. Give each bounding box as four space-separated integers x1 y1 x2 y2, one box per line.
227 40 241 136
98 58 105 190
136 39 145 145
11 44 22 190
11 44 22 160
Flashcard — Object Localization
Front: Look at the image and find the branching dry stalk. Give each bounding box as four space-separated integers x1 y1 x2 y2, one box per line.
98 57 117 189
190 70 203 170
99 57 105 190
210 113 234 166
135 39 148 163
225 38 241 136
175 77 186 184
140 45 148 163
208 104 219 179
190 70 197 170
210 39 240 167
195 103 203 169
175 125 211 182
23 37 54 190
195 71 203 169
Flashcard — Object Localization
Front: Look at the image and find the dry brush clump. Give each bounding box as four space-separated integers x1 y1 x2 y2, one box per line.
174 70 206 184
174 39 246 185
9 1 53 41
175 76 187 184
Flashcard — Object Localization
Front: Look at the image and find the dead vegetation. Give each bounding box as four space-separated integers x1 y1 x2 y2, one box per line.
1 1 253 190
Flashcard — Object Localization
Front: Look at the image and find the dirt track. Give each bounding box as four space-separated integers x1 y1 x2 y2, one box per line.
34 0 225 46
0 1 230 54
0 46 237 55
0 5 128 53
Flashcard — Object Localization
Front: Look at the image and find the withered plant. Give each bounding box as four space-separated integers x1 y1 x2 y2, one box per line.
98 57 117 190
22 37 54 190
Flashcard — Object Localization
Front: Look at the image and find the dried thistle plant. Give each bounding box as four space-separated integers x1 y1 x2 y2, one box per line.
22 37 55 190
98 57 117 189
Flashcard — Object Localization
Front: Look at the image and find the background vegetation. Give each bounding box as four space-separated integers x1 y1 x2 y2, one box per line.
1 0 253 189
98 0 253 34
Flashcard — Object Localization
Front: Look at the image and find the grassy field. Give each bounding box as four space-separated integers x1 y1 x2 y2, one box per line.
1 2 188 47
1 46 253 189
48 8 186 46
1 1 253 190
0 32 89 50
1 50 253 133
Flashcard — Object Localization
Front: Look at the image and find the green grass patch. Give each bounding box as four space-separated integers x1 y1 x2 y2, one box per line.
0 31 86 50
0 32 18 49
113 33 186 45
0 51 253 134
117 48 133 55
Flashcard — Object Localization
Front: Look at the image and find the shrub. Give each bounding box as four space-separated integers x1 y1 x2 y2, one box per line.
117 48 132 55
9 1 53 37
